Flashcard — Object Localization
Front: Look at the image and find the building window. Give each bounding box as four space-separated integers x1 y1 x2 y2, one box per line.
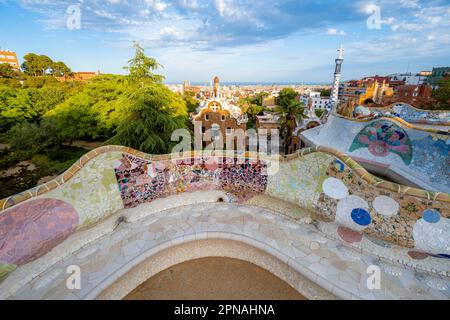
205 114 209 121
221 115 226 121
211 124 220 140
202 126 206 133
226 127 233 135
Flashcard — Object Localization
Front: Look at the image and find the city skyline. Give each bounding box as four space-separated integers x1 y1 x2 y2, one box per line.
1 0 450 82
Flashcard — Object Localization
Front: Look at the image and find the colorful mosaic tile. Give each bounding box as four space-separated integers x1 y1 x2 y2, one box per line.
114 153 268 208
266 152 332 210
0 145 449 286
314 157 450 250
46 152 124 228
409 135 449 188
390 103 450 124
349 120 413 165
0 198 78 266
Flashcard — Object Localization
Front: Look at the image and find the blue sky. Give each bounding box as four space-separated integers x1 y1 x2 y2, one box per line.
1 0 449 83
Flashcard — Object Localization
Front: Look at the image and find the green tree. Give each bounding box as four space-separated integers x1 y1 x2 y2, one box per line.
22 53 54 77
0 86 35 132
0 63 19 79
253 91 269 106
45 75 129 140
238 98 264 128
275 88 305 154
106 83 188 153
184 94 199 114
278 88 298 107
8 119 65 159
124 42 164 84
22 75 58 88
28 86 70 116
51 61 72 77
319 88 331 97
433 78 450 105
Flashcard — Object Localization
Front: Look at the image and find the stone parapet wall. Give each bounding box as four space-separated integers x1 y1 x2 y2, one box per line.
0 146 449 283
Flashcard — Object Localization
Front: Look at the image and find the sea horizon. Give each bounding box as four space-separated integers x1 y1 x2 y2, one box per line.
165 81 332 86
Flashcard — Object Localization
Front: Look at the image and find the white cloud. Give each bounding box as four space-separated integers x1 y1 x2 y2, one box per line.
180 0 199 10
327 28 347 36
398 0 420 8
160 26 180 37
145 0 167 12
14 0 450 74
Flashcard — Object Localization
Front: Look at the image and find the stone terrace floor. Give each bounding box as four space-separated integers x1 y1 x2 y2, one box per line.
2 203 449 300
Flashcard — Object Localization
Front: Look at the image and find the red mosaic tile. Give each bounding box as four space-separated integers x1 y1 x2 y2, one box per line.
0 198 78 266
337 226 363 243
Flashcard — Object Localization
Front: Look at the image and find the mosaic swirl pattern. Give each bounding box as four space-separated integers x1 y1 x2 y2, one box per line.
349 120 413 165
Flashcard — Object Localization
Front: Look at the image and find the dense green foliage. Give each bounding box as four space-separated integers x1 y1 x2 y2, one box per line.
238 98 263 128
0 63 19 79
315 108 325 118
252 91 269 106
183 92 200 113
319 88 331 97
21 53 71 77
0 79 82 132
432 78 450 109
0 45 189 198
107 84 187 152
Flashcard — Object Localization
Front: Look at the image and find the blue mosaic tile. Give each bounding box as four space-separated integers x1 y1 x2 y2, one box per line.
422 209 440 223
351 208 371 226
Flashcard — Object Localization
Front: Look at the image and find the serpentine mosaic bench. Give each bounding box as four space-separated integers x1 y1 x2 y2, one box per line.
375 103 450 126
301 113 449 194
0 145 449 286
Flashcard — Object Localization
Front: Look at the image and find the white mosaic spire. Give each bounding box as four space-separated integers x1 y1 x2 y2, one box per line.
331 45 344 108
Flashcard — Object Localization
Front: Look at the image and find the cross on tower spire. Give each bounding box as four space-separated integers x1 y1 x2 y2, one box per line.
337 44 344 59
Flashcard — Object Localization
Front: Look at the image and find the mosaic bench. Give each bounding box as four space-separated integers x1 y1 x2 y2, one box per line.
0 145 449 284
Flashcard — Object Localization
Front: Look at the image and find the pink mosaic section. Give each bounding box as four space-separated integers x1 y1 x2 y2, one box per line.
114 154 268 208
0 198 78 266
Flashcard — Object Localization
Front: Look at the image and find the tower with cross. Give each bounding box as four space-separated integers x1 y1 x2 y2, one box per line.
330 45 344 108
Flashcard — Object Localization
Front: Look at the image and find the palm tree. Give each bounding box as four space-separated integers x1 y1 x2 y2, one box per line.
275 98 305 154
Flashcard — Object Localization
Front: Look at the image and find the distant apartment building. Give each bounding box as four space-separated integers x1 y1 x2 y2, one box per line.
300 91 333 112
383 84 433 107
388 72 429 85
0 50 20 69
341 76 394 104
182 80 201 97
425 67 450 89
